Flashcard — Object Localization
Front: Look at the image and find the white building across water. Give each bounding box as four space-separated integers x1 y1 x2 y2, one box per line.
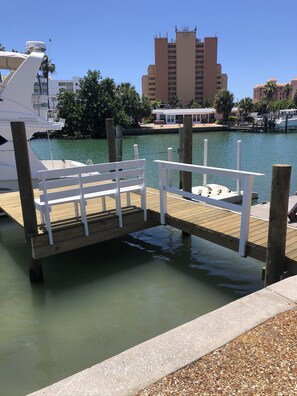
152 107 238 124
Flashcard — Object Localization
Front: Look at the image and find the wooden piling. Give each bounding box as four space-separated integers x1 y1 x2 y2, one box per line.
105 118 116 162
265 164 291 286
11 122 43 283
182 115 193 193
116 126 123 162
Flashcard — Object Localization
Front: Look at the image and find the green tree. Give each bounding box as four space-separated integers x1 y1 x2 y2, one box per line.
238 97 254 121
262 81 277 103
169 95 182 109
294 90 297 107
149 99 163 109
139 95 152 120
214 89 234 122
57 91 82 137
199 98 213 108
267 99 295 113
284 84 292 99
117 82 150 126
255 99 268 115
187 99 200 109
58 70 152 138
40 55 56 95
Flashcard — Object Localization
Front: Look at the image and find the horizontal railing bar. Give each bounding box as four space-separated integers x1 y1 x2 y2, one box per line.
154 160 264 178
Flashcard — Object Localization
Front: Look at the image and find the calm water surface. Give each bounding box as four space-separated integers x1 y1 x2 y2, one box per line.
2 130 296 395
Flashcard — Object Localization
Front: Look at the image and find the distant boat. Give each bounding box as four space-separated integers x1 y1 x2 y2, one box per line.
275 109 297 131
0 41 84 191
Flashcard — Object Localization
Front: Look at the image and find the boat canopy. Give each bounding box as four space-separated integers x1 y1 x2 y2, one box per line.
0 52 28 70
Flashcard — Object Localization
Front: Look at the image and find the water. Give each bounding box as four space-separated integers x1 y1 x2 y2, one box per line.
2 130 295 395
31 130 297 202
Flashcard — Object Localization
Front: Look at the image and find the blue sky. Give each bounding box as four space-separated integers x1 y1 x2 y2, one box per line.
2 0 297 101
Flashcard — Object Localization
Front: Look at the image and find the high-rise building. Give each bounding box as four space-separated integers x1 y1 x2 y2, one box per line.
142 27 227 107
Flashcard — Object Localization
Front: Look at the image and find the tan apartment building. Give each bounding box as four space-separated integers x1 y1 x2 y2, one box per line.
253 78 297 102
142 27 227 107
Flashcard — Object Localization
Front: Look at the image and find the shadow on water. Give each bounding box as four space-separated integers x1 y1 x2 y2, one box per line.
0 216 263 298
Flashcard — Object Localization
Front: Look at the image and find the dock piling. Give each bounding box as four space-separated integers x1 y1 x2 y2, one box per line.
106 118 116 162
116 126 123 161
265 164 291 286
11 122 43 283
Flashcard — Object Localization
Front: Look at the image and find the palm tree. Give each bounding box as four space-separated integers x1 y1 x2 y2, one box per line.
214 89 234 122
284 84 292 100
238 97 254 121
169 95 182 109
40 55 56 96
262 81 277 102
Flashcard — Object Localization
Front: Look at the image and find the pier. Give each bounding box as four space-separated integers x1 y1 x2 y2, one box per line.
2 182 297 277
2 121 296 285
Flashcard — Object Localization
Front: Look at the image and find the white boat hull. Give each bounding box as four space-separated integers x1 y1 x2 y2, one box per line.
0 41 85 193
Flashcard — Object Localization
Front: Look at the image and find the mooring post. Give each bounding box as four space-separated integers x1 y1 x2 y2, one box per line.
105 118 116 162
182 115 193 193
115 126 123 162
265 164 291 286
10 122 43 283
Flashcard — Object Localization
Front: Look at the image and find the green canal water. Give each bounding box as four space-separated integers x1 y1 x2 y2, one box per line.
1 130 296 395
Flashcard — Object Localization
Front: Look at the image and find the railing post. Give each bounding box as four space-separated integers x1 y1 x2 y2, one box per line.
182 115 193 193
203 139 208 187
239 175 253 256
133 144 139 160
168 147 173 187
237 140 242 194
158 162 167 224
178 127 183 189
265 164 291 286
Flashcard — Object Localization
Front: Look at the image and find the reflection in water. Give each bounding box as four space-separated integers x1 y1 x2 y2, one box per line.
0 216 263 395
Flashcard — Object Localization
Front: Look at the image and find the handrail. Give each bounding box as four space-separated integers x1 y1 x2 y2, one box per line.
154 160 264 257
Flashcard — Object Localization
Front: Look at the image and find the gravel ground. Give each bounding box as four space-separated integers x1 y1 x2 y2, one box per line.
136 307 297 396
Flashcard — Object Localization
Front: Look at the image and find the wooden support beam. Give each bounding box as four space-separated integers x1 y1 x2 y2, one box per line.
105 118 116 162
10 122 43 283
265 164 291 286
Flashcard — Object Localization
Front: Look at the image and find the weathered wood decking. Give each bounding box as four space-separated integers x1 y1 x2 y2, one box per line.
1 187 297 273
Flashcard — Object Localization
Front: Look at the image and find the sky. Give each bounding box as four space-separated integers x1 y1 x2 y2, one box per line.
1 0 297 101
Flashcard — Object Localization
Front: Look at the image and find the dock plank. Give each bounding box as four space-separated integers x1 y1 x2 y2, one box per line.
1 186 297 273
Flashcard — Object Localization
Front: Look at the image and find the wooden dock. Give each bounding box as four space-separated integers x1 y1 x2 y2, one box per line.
1 186 297 274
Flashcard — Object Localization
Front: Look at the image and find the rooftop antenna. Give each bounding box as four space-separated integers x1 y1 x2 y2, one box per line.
48 38 52 56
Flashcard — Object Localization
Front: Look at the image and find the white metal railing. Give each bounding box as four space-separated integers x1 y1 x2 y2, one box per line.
154 160 264 257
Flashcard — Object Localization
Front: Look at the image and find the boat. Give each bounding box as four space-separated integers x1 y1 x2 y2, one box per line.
275 109 297 131
192 184 258 204
0 41 84 191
